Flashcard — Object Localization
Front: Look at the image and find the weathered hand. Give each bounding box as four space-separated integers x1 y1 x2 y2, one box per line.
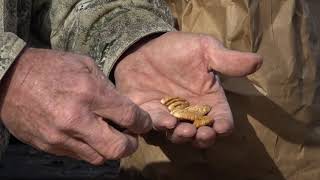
0 48 152 165
114 32 262 148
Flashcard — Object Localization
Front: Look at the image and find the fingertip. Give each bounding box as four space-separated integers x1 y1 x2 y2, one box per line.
153 115 177 130
85 121 139 160
213 119 234 135
88 155 105 166
174 123 197 138
196 126 216 141
110 133 138 159
192 126 216 149
124 134 139 156
249 53 263 73
123 105 153 134
169 123 196 144
233 51 263 76
209 48 263 76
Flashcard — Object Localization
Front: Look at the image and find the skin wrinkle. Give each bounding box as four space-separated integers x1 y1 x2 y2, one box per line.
88 88 97 112
13 81 54 139
17 60 33 88
15 100 44 142
0 48 153 165
117 57 173 98
127 88 165 105
144 56 207 97
141 37 216 96
141 47 194 92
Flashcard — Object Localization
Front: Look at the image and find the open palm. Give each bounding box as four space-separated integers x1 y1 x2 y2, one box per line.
114 32 262 147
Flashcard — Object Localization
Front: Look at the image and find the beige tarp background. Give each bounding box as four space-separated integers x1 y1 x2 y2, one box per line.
121 0 320 180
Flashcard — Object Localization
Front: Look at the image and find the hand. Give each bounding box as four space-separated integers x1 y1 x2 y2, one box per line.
114 32 262 148
0 48 152 165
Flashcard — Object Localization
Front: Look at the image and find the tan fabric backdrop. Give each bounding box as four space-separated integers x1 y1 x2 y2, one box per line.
122 1 320 180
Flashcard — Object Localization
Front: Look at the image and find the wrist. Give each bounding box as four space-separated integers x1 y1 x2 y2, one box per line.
0 47 29 97
0 47 35 122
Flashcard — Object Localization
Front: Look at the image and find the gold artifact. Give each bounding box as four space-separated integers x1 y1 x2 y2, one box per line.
160 97 213 128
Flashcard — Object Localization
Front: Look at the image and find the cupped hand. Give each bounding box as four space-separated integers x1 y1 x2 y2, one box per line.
114 32 262 148
0 48 152 165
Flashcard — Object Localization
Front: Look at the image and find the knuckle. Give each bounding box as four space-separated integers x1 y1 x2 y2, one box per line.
55 107 83 131
79 55 93 62
88 156 105 166
79 56 96 72
119 104 139 127
55 116 77 132
45 133 66 146
216 120 234 135
106 138 128 160
37 143 52 153
198 35 212 49
76 77 95 96
31 138 56 153
199 35 219 48
82 56 96 67
198 35 223 58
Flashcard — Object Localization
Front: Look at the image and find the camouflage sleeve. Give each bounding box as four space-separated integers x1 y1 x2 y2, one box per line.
0 0 28 158
33 0 175 76
0 33 26 80
0 33 26 159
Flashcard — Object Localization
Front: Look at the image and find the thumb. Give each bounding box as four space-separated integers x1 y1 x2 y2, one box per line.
206 45 263 76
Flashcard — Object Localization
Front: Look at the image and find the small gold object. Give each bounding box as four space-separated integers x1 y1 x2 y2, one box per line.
161 96 213 128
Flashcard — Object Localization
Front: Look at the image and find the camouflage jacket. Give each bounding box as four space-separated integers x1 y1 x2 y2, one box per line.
0 0 174 159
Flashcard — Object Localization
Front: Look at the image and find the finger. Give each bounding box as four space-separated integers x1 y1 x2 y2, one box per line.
209 96 234 135
141 101 177 130
32 136 105 165
205 43 263 76
30 140 81 160
88 66 152 134
192 126 216 148
209 91 234 135
92 75 152 134
71 115 138 160
57 138 106 165
210 99 234 136
193 81 234 135
167 122 197 144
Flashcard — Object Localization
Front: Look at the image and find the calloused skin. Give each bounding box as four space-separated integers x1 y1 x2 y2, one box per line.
0 48 152 165
115 32 262 148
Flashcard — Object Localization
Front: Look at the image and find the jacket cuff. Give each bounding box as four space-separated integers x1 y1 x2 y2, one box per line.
101 11 175 77
86 9 175 77
50 1 175 79
0 32 26 80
